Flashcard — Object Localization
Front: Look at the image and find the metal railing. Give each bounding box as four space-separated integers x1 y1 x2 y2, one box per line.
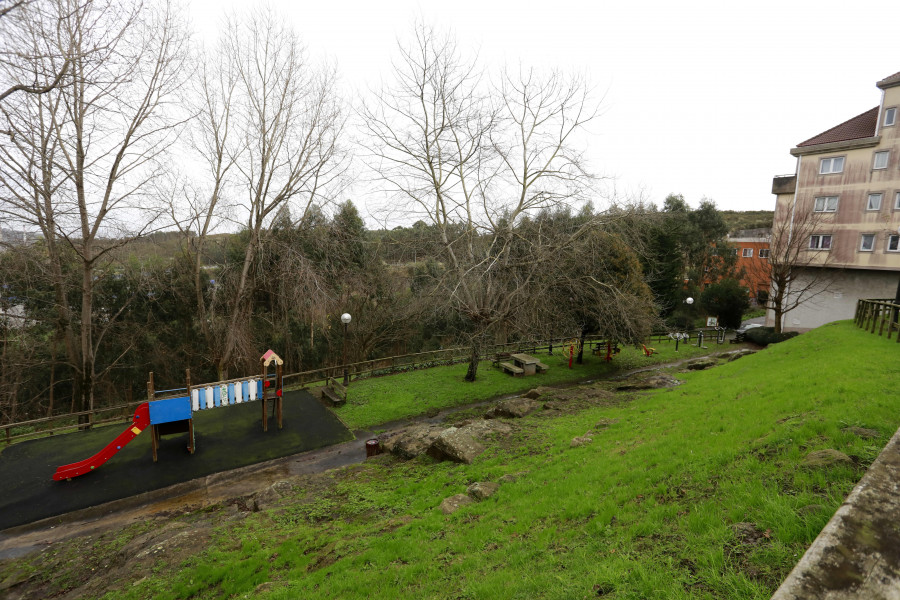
855 298 900 341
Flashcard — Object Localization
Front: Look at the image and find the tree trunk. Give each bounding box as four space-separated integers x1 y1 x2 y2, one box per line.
78 253 94 427
464 343 479 382
773 306 784 334
576 328 586 364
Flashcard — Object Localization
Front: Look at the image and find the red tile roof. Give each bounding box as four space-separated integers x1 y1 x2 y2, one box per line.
876 71 900 89
796 107 878 147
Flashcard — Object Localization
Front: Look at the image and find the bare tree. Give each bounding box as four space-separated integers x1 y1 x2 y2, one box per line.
745 201 834 333
182 6 346 378
0 0 189 417
0 0 72 108
364 24 611 381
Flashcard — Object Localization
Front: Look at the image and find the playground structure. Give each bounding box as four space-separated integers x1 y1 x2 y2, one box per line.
52 350 284 481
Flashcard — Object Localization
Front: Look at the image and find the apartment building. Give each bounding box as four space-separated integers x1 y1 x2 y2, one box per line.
727 229 771 302
769 71 900 331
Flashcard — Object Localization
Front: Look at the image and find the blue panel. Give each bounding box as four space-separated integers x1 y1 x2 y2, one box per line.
148 396 192 424
197 387 206 409
228 383 235 404
213 386 221 407
257 380 263 398
241 380 249 402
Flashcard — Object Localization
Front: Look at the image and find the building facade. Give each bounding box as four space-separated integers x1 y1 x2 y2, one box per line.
727 229 771 303
769 71 900 331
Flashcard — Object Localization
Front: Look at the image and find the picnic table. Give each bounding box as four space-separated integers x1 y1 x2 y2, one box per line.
510 353 548 376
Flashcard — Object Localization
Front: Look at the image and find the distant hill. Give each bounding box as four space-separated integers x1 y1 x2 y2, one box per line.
721 210 773 234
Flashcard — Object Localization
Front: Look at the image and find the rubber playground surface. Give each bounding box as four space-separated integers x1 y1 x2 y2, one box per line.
0 390 353 531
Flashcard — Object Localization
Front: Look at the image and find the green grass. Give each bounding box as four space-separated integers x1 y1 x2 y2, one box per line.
48 321 900 598
336 340 713 429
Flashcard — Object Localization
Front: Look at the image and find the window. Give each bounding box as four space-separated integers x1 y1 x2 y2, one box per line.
885 107 897 127
887 235 900 252
819 156 844 174
758 249 770 259
874 151 889 170
895 191 900 210
814 196 839 212
860 234 875 252
742 248 753 258
731 248 738 256
867 193 883 211
809 235 832 250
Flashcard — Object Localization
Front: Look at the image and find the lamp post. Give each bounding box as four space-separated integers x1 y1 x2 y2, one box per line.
676 297 693 352
341 313 351 386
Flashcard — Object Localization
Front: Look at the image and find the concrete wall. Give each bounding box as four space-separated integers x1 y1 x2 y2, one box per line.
766 268 899 331
771 425 900 600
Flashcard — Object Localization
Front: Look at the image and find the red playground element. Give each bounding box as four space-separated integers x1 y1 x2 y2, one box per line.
52 403 151 481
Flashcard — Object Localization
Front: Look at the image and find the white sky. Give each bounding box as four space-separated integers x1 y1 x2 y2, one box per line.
188 0 900 218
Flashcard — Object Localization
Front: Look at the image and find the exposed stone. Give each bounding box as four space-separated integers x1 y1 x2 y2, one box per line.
499 472 523 484
429 427 485 464
466 481 500 500
843 427 881 439
802 449 853 469
134 530 195 559
570 436 593 447
594 418 618 429
458 419 513 440
725 349 755 362
252 480 294 510
485 397 542 418
684 358 718 371
615 374 682 391
440 493 474 515
254 582 276 595
522 388 544 399
379 424 444 459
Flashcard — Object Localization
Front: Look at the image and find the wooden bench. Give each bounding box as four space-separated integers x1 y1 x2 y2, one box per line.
499 362 524 376
493 352 512 367
535 361 549 374
321 385 346 407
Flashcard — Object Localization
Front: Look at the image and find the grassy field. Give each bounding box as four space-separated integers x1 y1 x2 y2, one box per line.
11 321 898 599
335 339 713 429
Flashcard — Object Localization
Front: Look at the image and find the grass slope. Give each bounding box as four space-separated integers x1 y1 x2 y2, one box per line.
16 322 896 599
336 340 712 429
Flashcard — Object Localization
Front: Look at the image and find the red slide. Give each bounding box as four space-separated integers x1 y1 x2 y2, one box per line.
52 402 151 481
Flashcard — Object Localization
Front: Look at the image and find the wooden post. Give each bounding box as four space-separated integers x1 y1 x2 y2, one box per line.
147 372 155 401
276 362 283 429
260 358 268 433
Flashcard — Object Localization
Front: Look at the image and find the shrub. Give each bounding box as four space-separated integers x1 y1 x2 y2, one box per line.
700 278 750 329
745 326 798 346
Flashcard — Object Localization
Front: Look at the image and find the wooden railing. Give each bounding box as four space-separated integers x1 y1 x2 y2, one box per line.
1 334 616 445
854 298 900 341
1 328 732 446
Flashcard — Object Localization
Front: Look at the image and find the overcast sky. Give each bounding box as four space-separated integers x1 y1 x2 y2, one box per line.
189 0 900 217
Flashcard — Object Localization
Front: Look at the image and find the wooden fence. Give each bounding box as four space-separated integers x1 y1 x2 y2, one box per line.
0 330 716 446
855 298 900 341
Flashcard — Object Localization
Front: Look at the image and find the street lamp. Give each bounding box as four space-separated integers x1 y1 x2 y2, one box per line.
675 297 694 352
341 313 351 386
